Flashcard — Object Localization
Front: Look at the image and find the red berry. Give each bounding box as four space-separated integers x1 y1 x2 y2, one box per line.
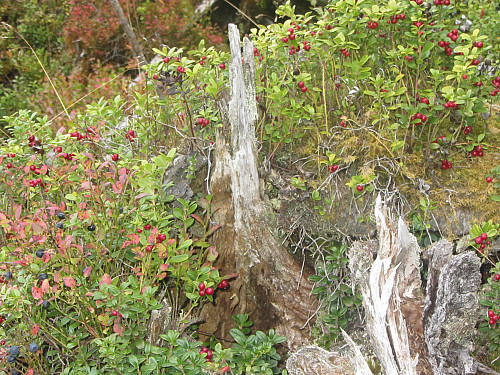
206 350 213 359
221 366 230 372
205 287 214 295
145 245 153 252
494 315 500 322
494 274 500 281
219 63 226 69
163 57 170 63
475 236 482 244
298 81 305 88
421 98 430 105
301 86 308 92
198 282 206 290
6 163 13 169
28 135 35 142
198 289 206 296
489 310 495 318
481 233 488 241
490 319 495 325
112 154 119 162
219 279 229 288
486 177 493 183
356 185 364 192
157 233 167 242
476 41 483 48
112 310 118 316
340 121 346 127
153 74 158 80
137 229 143 233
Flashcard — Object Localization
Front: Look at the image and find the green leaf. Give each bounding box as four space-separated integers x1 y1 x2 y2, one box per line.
152 154 168 168
169 254 189 263
491 195 500 202
230 328 247 345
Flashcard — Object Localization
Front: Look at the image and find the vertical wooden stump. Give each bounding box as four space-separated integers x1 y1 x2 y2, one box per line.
349 196 481 374
199 24 316 349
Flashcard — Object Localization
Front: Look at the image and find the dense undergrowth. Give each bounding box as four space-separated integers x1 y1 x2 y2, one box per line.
0 0 500 373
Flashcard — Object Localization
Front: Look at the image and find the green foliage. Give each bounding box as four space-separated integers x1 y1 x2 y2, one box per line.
0 103 228 374
479 263 500 352
309 244 362 347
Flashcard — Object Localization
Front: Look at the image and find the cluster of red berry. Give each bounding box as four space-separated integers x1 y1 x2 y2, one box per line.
447 28 460 42
474 232 491 252
443 101 458 109
470 145 484 158
340 48 350 58
488 309 499 325
198 282 214 296
197 118 210 128
388 13 405 25
410 112 428 126
433 0 450 5
438 40 453 56
297 81 308 93
491 76 500 97
463 125 473 135
328 165 338 173
367 21 379 29
440 160 453 170
125 129 136 142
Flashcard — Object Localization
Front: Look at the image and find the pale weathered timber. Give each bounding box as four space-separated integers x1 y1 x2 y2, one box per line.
348 196 482 375
423 240 481 375
349 196 426 375
199 24 316 349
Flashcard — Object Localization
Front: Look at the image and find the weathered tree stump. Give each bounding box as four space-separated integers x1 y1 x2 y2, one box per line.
199 24 316 349
348 196 481 374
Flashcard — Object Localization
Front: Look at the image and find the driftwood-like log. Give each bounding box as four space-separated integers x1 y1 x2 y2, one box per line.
349 196 481 374
199 24 316 348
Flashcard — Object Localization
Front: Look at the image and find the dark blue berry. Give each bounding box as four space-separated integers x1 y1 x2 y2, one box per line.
42 300 50 309
57 212 66 219
35 249 45 258
9 345 20 357
87 224 96 231
4 271 12 280
55 222 64 229
37 273 48 281
28 343 38 352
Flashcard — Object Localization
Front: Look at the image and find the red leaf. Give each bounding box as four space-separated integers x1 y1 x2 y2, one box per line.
113 320 124 337
15 204 22 220
191 214 204 225
64 276 76 288
206 224 222 237
32 287 43 300
54 271 62 283
135 192 149 200
159 264 169 271
81 181 91 190
100 273 112 286
41 279 50 293
30 324 40 336
83 266 92 278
